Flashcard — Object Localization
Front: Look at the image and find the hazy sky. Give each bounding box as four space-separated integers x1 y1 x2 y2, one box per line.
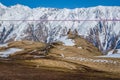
0 0 120 8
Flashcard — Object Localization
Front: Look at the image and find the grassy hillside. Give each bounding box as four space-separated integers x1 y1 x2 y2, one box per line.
0 36 120 80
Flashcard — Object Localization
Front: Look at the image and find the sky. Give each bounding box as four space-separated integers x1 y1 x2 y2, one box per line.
0 0 120 9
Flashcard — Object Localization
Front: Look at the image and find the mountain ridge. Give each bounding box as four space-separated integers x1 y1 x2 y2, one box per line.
0 3 120 9
0 3 120 54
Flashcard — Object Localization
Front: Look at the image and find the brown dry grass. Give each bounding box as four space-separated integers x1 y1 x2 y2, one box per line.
64 58 120 73
0 59 120 80
74 37 101 56
0 40 46 58
8 40 46 50
0 38 120 79
49 36 101 59
24 59 77 70
46 37 120 73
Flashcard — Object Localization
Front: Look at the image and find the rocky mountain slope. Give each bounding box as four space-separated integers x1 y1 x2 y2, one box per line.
0 3 120 54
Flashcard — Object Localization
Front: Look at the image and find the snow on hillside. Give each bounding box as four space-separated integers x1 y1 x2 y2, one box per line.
59 36 75 46
97 49 120 58
0 3 120 54
65 56 118 64
98 54 120 58
0 43 8 47
0 48 23 57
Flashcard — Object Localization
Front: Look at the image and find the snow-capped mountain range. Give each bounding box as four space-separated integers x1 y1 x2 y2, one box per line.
0 3 120 54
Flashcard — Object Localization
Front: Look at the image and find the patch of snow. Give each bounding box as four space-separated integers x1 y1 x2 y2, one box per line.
0 43 8 47
97 54 120 58
98 49 120 58
0 48 23 58
34 56 46 58
60 53 65 58
116 49 120 53
107 50 114 55
78 47 82 49
60 48 65 50
59 36 75 46
29 50 37 53
65 56 118 64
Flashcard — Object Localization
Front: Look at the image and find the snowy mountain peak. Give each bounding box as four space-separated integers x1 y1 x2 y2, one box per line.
0 3 7 8
0 4 120 54
10 4 31 10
